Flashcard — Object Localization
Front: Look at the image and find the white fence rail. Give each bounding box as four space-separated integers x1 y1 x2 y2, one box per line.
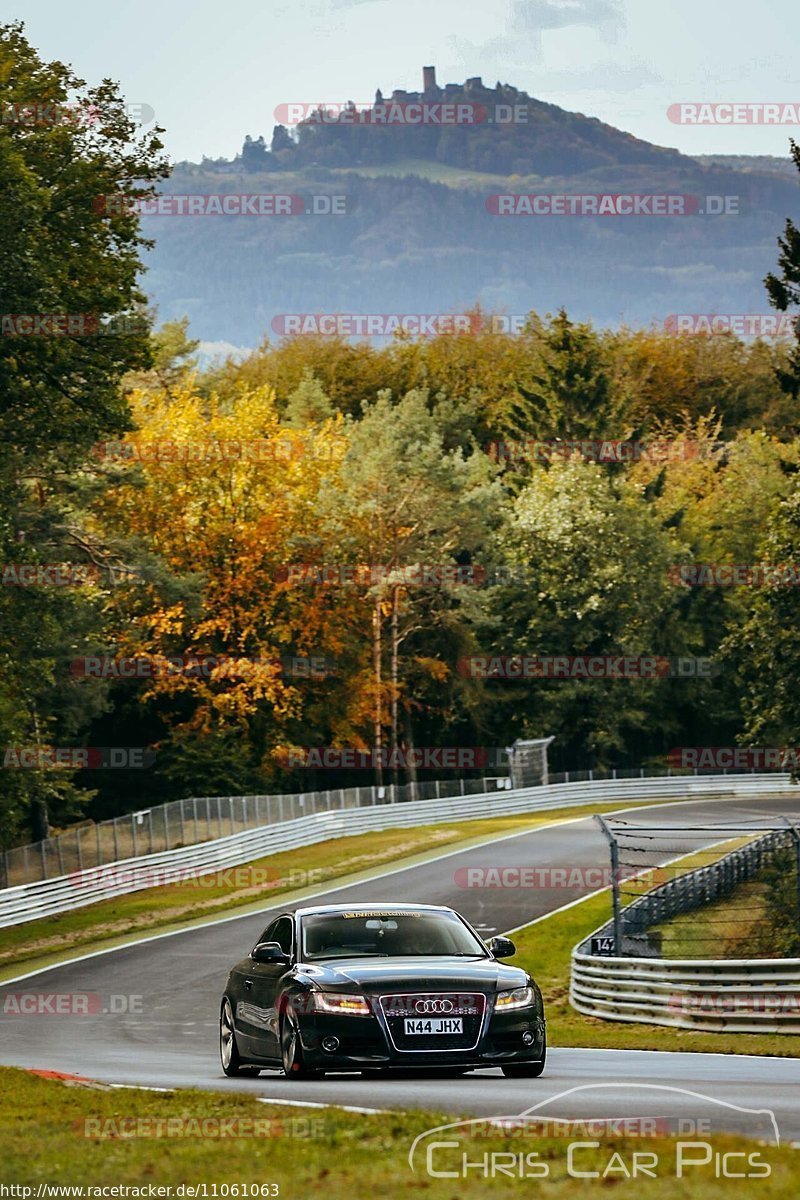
1 772 796 930
571 952 800 1034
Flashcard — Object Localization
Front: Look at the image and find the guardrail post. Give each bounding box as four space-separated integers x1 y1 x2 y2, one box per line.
40 839 48 880
595 815 622 955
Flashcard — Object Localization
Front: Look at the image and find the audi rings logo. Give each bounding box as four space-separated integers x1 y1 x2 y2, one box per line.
415 998 454 1014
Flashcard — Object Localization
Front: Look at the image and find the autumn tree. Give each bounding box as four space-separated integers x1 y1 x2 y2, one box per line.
315 389 502 784
91 381 352 796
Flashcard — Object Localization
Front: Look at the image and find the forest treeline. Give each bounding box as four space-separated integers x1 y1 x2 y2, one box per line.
5 308 800 842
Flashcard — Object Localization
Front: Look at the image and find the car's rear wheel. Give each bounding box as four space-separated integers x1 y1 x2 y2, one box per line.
280 1004 320 1079
501 1037 546 1078
220 998 260 1077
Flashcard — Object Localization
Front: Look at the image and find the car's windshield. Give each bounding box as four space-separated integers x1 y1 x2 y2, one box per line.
300 909 488 960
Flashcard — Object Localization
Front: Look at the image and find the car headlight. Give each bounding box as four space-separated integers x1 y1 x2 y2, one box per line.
311 991 372 1016
494 986 535 1011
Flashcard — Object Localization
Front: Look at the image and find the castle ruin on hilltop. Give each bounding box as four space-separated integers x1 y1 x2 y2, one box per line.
375 66 513 107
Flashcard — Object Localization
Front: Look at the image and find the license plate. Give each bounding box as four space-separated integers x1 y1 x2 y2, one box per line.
403 1017 463 1035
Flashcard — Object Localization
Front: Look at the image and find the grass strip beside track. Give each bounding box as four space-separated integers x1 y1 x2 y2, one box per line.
0 1066 796 1194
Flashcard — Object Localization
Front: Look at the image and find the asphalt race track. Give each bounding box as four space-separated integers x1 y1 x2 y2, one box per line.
2 795 800 1141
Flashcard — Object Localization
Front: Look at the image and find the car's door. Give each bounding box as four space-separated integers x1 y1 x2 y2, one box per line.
235 916 294 1060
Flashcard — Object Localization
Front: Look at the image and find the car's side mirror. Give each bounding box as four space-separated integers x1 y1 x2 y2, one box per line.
488 935 516 959
251 941 291 964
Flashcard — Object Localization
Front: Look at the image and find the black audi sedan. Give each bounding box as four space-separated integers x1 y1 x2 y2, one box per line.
219 902 546 1079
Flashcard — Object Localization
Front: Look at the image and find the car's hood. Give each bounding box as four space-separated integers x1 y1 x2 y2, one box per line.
297 955 529 993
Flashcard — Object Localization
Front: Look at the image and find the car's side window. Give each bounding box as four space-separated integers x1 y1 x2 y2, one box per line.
272 916 294 956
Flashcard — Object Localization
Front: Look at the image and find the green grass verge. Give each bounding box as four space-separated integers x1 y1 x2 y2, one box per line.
653 878 771 959
0 800 649 978
0 1066 796 1194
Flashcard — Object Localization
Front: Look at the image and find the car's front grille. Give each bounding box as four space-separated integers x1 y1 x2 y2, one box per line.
379 992 486 1052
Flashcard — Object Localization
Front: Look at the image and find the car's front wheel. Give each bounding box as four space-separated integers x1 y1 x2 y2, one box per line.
280 1004 320 1079
220 998 260 1077
501 1037 546 1078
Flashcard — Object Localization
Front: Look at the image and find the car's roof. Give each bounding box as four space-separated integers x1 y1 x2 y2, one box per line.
293 902 456 917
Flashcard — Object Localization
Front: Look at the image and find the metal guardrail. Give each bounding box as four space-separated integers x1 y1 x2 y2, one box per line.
571 823 800 1033
571 954 800 1034
1 771 795 930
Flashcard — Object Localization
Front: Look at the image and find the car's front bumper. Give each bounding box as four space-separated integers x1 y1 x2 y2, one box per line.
295 1006 546 1070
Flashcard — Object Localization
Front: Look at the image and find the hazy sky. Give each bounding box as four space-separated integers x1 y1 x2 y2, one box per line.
11 0 800 162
